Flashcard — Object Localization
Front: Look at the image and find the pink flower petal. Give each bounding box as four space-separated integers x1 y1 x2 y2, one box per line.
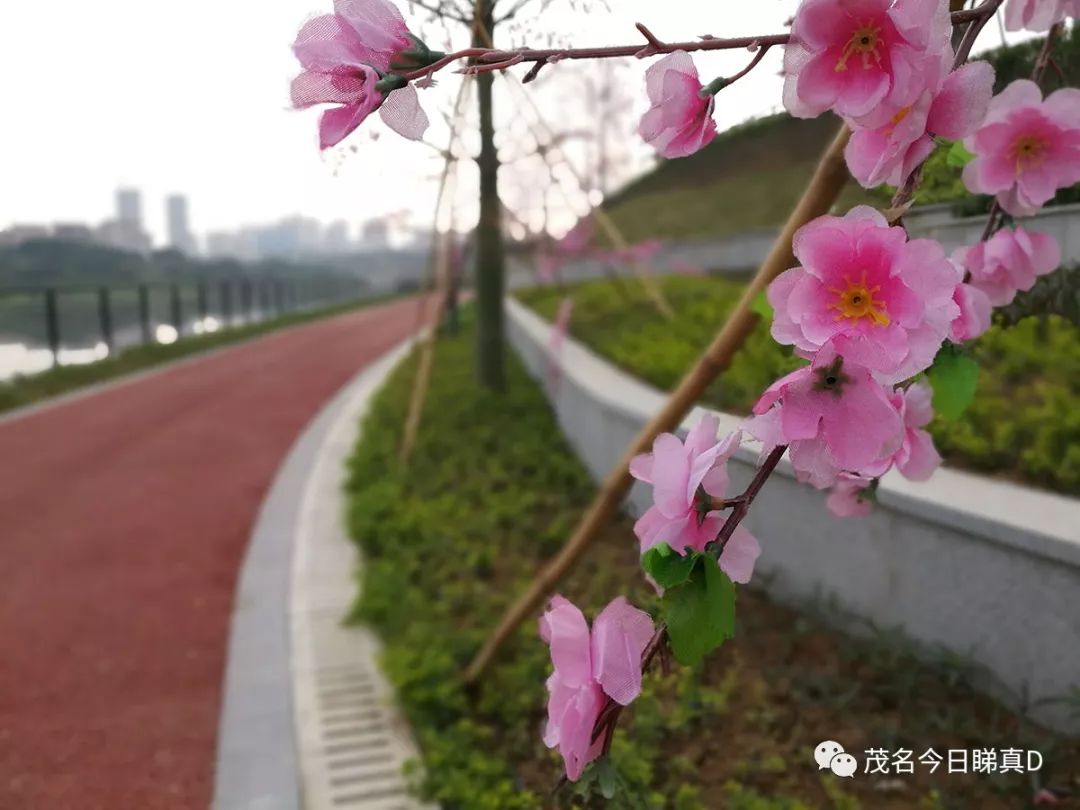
718 526 761 584
540 596 592 688
902 380 935 428
897 427 941 480
318 100 378 149
378 84 428 140
629 453 654 483
826 473 875 517
293 15 369 73
651 433 691 518
683 413 720 459
927 61 995 139
591 597 655 706
334 0 411 71
633 507 689 554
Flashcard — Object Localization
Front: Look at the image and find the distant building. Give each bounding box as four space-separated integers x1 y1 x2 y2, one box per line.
166 194 197 255
206 230 257 261
0 224 50 247
103 188 152 254
52 223 96 243
97 219 152 254
359 218 389 250
116 188 142 226
250 216 322 259
323 220 351 254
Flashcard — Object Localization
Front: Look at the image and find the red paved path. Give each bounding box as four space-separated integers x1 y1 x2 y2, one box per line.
0 298 424 809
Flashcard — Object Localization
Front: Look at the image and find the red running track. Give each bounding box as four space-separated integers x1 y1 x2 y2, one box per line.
0 297 425 809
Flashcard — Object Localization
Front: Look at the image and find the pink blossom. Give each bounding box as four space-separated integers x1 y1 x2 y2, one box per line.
669 258 705 277
624 240 664 265
639 52 717 159
557 219 594 256
630 416 761 583
745 342 904 488
865 381 942 481
606 240 664 268
1005 0 1079 31
783 0 951 124
291 1 428 148
826 473 875 517
536 253 563 286
845 56 995 188
953 227 1061 306
295 0 411 73
1033 787 1063 806
963 80 1080 216
769 207 959 384
546 296 574 391
540 595 654 781
949 282 992 342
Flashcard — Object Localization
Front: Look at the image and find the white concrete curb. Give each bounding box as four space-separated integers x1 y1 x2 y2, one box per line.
507 295 1080 734
214 337 426 810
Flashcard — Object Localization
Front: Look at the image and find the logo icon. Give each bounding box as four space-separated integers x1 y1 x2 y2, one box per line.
815 740 857 777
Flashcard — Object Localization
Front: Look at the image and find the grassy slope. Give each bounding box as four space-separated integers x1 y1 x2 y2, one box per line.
0 295 396 415
517 276 1080 495
602 115 877 243
345 315 1080 810
601 28 1080 243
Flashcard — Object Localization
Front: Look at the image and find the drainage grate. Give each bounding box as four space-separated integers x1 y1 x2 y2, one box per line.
289 373 433 810
292 609 430 809
289 345 436 807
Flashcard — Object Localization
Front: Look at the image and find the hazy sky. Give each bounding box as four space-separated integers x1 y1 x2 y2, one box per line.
0 0 1022 244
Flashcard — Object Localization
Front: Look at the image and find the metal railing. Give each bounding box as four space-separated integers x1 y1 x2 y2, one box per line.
0 275 370 375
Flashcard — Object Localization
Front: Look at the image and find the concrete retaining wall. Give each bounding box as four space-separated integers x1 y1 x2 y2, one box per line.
506 296 1080 734
526 203 1080 283
905 201 1080 259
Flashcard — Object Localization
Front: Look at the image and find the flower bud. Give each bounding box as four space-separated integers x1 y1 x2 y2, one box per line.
390 34 446 71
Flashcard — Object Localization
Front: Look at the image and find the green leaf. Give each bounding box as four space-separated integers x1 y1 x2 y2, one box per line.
945 140 975 168
662 559 736 666
750 290 773 323
928 351 979 420
641 544 699 589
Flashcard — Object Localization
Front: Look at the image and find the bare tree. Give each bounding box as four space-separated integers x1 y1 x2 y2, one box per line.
406 0 594 390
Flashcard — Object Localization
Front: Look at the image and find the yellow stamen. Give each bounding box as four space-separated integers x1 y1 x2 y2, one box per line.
827 271 891 327
882 105 913 137
835 22 884 72
1011 134 1048 175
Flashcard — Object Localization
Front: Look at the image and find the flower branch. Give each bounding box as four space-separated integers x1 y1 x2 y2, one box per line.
401 0 1004 84
583 444 788 759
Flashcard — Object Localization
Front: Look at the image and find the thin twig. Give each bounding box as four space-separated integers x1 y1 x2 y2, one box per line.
404 0 1005 83
710 446 786 551
586 446 787 752
464 123 852 684
722 44 771 88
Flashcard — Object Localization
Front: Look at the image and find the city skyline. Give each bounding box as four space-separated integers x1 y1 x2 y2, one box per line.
0 184 425 261
1 185 408 251
1 1 1028 246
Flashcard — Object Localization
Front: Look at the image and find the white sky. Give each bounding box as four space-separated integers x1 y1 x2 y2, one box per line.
0 0 1022 245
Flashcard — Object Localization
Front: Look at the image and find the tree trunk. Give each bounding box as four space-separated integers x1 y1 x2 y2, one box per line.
473 2 506 390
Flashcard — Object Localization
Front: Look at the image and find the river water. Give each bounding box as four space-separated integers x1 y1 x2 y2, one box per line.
0 316 227 382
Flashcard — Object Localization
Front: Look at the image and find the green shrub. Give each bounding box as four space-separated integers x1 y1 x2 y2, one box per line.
347 319 587 808
345 313 1080 808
